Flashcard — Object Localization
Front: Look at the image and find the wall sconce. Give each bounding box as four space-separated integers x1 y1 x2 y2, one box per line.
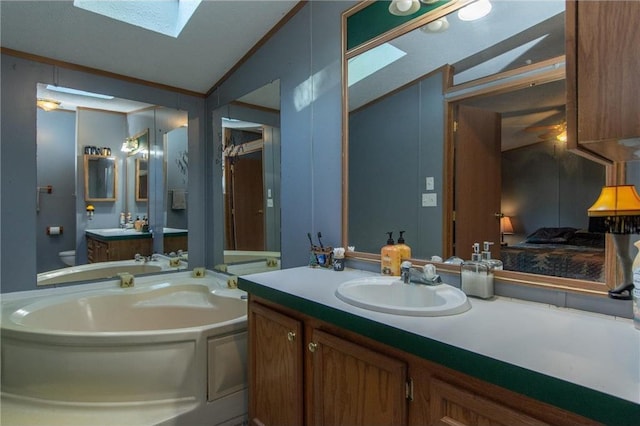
500 215 514 246
388 0 420 16
121 137 139 154
86 204 95 220
420 16 449 34
37 98 61 112
588 185 640 300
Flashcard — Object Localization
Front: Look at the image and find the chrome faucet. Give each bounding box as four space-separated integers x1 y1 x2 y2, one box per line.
401 261 442 285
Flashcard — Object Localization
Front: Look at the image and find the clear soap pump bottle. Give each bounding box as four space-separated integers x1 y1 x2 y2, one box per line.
461 243 494 299
481 241 503 271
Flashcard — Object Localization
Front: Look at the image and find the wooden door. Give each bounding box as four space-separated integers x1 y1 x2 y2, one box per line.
309 329 407 426
228 151 265 251
454 105 502 258
248 302 303 426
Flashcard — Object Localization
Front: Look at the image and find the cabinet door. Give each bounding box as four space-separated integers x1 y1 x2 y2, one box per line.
429 378 548 426
567 1 640 160
309 329 407 426
248 302 303 426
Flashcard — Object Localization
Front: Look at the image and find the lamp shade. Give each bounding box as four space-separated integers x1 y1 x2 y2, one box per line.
588 185 640 234
500 216 514 234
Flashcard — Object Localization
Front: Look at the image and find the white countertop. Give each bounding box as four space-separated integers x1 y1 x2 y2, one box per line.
241 266 640 405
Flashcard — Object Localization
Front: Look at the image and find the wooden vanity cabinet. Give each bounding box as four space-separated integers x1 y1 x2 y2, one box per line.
86 234 152 263
247 297 597 426
249 302 304 426
248 300 408 426
566 0 640 161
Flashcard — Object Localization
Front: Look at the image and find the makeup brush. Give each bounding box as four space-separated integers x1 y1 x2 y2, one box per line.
317 231 324 249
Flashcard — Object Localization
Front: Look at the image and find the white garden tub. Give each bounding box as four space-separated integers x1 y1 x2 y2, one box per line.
37 255 187 286
1 270 248 426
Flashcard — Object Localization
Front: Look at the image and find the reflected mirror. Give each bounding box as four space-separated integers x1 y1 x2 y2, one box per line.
135 158 148 201
217 80 282 275
35 82 187 282
84 155 117 201
344 0 611 288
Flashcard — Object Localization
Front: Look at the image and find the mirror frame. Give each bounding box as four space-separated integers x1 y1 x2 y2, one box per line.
341 0 616 295
135 157 148 202
83 154 117 202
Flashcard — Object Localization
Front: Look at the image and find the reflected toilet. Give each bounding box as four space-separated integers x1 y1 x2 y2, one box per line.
58 250 76 266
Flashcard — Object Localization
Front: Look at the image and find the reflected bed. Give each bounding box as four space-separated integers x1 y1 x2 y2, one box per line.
500 228 605 282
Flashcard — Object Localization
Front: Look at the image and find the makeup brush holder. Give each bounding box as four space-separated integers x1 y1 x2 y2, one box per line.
309 245 333 268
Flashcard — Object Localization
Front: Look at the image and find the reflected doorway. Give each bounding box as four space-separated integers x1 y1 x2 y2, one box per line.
224 126 265 251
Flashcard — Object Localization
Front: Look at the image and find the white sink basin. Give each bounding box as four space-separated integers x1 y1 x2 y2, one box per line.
335 276 471 316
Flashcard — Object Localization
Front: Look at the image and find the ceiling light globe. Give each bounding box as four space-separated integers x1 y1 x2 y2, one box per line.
458 0 492 21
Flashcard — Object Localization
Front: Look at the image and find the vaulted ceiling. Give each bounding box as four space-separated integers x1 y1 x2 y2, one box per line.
1 0 300 95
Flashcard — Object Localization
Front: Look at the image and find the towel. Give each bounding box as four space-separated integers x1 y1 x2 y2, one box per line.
172 189 186 210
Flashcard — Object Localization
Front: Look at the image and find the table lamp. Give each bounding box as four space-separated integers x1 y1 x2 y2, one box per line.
500 216 514 246
588 185 640 300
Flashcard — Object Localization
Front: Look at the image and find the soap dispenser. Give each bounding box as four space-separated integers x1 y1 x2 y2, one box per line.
461 243 494 299
396 231 412 262
481 241 503 271
381 232 401 276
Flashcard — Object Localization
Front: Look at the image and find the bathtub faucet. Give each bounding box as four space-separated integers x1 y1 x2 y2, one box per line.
118 272 134 288
134 253 158 263
118 272 133 288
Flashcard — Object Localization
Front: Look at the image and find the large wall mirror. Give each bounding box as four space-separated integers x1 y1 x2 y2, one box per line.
35 83 187 280
343 0 614 292
215 80 281 275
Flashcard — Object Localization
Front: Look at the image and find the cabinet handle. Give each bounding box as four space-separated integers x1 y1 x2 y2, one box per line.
308 342 318 352
287 331 296 342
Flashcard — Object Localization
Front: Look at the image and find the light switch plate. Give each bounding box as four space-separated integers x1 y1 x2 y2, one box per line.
422 193 437 207
426 177 434 191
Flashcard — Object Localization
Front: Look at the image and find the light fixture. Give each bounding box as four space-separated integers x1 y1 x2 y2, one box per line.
420 17 449 33
388 0 420 16
500 216 514 246
458 0 492 21
37 98 61 112
121 137 140 154
588 185 640 300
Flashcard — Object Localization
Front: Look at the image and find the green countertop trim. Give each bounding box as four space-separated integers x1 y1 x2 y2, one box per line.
239 277 640 425
346 0 449 51
85 231 188 241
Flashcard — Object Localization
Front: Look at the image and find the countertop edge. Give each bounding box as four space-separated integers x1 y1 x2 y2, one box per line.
239 276 640 425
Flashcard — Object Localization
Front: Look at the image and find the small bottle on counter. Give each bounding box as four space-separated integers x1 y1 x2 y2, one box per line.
461 243 494 299
381 232 401 276
396 231 412 262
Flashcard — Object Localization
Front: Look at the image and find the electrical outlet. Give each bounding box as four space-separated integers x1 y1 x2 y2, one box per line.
422 193 437 207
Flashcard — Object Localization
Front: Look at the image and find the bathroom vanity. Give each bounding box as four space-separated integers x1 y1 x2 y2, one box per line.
239 267 639 426
86 228 188 262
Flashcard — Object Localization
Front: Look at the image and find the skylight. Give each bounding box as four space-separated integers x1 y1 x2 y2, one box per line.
348 43 407 87
73 0 202 38
46 84 114 100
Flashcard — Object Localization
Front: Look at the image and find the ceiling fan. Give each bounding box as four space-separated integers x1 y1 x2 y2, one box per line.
524 120 567 142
